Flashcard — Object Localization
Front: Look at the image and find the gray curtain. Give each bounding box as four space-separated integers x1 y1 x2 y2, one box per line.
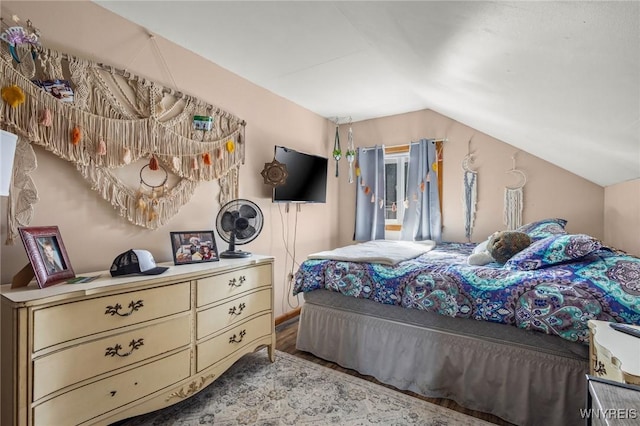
354 146 385 241
401 139 442 242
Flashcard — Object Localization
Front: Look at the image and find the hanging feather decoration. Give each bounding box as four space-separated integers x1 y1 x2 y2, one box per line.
203 152 212 165
122 147 132 164
71 126 81 145
1 85 25 107
191 157 199 170
96 139 107 155
39 108 52 126
226 140 235 153
149 155 159 171
172 156 181 170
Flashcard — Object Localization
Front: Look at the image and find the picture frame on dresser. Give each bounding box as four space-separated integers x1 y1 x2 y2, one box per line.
17 226 75 288
170 230 219 265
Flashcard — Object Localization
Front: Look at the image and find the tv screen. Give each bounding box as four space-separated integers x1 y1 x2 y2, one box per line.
272 146 328 203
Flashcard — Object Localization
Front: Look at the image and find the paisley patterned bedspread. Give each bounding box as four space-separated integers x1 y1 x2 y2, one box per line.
293 242 640 343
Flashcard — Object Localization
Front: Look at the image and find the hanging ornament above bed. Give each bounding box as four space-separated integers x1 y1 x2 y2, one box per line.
332 123 341 177
0 26 246 238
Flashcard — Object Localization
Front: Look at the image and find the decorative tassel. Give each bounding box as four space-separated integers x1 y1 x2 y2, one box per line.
226 140 235 153
96 139 107 155
216 148 224 160
426 172 431 183
420 181 425 192
123 147 132 164
71 126 82 145
1 85 25 107
379 199 384 209
39 108 52 126
149 155 159 171
172 156 181 170
203 152 212 166
364 186 371 195
391 202 397 212
371 194 375 203
191 157 199 170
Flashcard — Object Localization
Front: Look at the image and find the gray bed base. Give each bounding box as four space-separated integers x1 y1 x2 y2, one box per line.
296 290 589 426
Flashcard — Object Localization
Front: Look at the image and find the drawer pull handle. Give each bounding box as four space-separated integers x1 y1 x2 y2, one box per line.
110 391 117 397
229 303 246 316
228 330 246 344
105 300 144 317
105 338 144 357
228 275 246 288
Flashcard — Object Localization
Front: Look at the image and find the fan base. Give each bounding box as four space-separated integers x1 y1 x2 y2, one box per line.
220 250 252 259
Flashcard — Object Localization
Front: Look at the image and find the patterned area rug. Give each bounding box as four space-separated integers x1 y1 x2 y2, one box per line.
120 349 493 425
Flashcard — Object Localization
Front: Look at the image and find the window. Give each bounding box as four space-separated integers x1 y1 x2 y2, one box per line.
384 142 443 231
384 145 410 229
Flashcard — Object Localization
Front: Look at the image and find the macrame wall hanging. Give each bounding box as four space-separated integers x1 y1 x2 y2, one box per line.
503 153 527 230
332 122 341 177
0 23 246 242
461 139 477 241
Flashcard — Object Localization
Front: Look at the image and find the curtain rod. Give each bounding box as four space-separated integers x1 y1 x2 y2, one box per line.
359 138 447 152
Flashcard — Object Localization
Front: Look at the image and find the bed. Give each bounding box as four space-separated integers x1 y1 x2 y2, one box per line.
292 219 640 426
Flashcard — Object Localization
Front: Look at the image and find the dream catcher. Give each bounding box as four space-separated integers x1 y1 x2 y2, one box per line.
462 138 477 241
136 160 169 223
504 153 527 230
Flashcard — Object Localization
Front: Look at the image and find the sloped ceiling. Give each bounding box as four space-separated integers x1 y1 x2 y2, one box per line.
94 1 640 187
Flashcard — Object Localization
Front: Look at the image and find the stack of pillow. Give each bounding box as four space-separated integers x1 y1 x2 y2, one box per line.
468 218 603 270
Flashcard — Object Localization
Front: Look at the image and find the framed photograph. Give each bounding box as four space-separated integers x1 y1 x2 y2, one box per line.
18 226 75 288
170 230 219 265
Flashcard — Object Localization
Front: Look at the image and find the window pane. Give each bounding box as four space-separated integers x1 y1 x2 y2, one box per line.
385 163 397 220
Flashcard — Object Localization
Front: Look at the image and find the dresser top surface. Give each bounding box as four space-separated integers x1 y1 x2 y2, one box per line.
589 320 640 377
1 255 274 304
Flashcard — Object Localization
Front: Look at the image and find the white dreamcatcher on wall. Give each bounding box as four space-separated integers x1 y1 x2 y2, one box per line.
461 138 477 241
504 153 527 230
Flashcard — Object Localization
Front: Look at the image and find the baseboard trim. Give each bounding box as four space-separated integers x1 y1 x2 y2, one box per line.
275 307 301 326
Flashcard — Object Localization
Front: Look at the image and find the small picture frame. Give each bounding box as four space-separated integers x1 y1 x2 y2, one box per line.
170 230 219 265
18 226 75 288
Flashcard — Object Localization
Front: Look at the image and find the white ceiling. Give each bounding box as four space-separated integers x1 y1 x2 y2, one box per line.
94 1 640 187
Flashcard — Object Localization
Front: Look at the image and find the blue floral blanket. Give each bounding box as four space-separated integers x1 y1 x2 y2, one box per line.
293 241 640 343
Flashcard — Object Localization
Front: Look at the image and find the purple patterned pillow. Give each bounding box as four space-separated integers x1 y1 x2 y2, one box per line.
504 233 602 271
516 218 567 241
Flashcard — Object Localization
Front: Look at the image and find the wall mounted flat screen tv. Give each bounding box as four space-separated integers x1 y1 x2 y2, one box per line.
273 146 328 203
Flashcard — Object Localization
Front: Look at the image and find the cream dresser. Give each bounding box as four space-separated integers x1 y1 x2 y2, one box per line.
589 320 640 385
1 255 275 426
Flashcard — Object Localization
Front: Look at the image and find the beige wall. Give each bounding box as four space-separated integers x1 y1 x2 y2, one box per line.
0 1 338 317
0 2 623 321
336 110 605 247
604 179 640 257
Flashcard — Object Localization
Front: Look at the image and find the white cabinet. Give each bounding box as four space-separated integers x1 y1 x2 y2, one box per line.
1 256 275 425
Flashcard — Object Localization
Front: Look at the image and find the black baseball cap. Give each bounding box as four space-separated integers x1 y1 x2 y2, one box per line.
110 249 169 277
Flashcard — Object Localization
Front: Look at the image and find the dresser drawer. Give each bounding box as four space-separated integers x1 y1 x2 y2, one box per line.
197 313 272 372
197 264 272 307
33 349 191 426
33 282 191 351
197 288 271 339
33 313 191 401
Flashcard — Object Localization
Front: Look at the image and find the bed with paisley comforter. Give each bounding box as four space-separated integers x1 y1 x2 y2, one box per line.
293 219 640 426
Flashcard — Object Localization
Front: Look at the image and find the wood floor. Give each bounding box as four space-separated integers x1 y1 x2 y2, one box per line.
276 316 515 426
